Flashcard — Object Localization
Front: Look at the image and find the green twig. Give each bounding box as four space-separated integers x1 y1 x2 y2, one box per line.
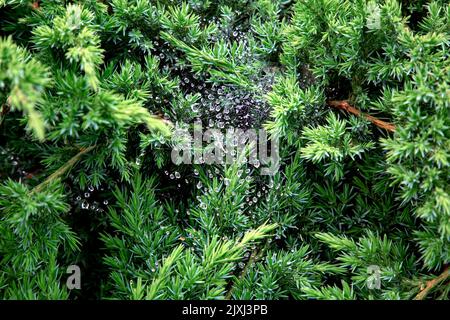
32 145 95 193
414 266 449 300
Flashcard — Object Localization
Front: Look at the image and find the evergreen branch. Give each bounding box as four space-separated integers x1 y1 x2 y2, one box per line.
145 245 184 300
0 37 51 140
328 100 396 132
0 102 10 128
223 224 277 299
225 239 270 300
160 31 253 88
414 266 449 300
1 0 448 300
32 145 95 193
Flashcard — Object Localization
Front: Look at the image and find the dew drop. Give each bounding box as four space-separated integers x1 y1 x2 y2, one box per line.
81 201 89 209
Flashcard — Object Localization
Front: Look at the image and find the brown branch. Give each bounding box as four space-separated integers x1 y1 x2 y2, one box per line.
414 266 449 300
32 145 95 194
225 240 268 300
328 100 396 132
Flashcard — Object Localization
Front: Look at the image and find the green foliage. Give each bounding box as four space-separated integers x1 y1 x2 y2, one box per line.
32 4 104 90
102 174 276 299
101 174 181 298
314 231 417 299
300 113 374 181
277 0 450 271
138 223 277 300
265 76 325 143
231 245 346 299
